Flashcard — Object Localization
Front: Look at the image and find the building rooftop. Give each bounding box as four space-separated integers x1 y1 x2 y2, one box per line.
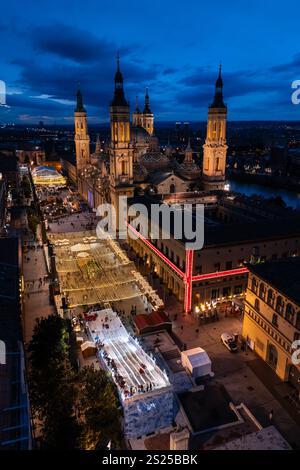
247 257 300 305
128 193 300 249
214 425 291 450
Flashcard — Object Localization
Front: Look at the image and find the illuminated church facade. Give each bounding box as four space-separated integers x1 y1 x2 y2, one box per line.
73 57 228 210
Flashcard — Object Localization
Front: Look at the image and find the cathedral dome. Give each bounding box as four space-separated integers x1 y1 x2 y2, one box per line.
133 161 148 182
140 151 170 170
131 126 150 144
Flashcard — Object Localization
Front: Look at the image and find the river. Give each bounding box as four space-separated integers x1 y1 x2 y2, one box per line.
228 179 300 210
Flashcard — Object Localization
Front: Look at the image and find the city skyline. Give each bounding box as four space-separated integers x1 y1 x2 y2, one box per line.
1 0 300 124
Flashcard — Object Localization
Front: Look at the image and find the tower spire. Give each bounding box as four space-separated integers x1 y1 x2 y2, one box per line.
184 137 193 162
210 63 226 108
75 87 85 112
143 87 151 113
111 53 128 106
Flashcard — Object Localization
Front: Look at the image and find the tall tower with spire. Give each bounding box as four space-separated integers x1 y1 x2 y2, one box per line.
142 88 154 135
109 56 134 231
133 96 142 127
74 89 90 172
202 65 228 191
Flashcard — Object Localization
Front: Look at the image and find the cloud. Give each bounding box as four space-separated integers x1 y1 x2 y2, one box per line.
270 53 300 74
2 19 300 122
30 23 120 64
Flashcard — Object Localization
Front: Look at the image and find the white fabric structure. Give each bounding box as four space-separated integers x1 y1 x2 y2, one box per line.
181 347 212 378
31 166 66 186
87 308 170 402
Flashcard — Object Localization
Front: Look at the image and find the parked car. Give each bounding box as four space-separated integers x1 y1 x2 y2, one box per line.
221 332 238 352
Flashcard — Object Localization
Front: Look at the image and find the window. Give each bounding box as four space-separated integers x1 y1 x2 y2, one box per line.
223 287 231 297
286 303 295 324
294 332 300 342
196 265 202 274
211 289 219 300
169 183 176 193
251 277 258 294
254 298 260 311
267 289 275 308
234 285 243 295
296 312 300 330
275 296 284 315
226 261 232 270
259 283 266 301
272 313 278 327
214 262 220 272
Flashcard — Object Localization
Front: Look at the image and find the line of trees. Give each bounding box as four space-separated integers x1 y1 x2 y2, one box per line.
28 315 122 449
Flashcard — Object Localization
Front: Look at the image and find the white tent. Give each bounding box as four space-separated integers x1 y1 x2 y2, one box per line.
181 347 212 378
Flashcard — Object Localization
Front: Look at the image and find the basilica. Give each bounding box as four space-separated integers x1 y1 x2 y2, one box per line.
73 58 228 211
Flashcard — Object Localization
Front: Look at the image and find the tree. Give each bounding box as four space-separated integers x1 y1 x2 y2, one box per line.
28 315 81 449
28 316 124 450
77 365 122 450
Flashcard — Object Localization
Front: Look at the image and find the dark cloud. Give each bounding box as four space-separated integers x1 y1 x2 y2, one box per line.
270 53 300 74
3 21 300 123
30 23 120 64
162 67 178 75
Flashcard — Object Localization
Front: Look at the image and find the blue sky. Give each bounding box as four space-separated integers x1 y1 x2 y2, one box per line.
0 0 300 124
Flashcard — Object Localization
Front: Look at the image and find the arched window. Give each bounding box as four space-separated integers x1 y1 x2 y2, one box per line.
259 283 266 301
267 289 275 307
170 183 175 193
285 303 295 324
296 312 300 330
251 277 258 294
254 298 260 312
275 296 284 315
267 343 278 370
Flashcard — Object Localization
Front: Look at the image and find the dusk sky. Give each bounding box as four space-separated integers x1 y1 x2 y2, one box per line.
1 0 300 124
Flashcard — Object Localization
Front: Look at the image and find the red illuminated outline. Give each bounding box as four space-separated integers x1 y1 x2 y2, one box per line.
192 267 249 281
127 223 185 278
127 223 249 313
184 249 194 313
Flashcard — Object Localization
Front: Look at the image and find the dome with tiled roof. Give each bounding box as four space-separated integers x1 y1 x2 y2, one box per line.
140 151 170 170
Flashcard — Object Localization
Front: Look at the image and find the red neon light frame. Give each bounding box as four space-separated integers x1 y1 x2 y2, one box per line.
127 223 249 313
192 267 248 282
127 223 185 278
184 249 194 313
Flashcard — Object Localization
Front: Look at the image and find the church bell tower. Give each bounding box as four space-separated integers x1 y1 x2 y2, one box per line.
74 89 90 172
109 56 134 232
202 65 228 191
